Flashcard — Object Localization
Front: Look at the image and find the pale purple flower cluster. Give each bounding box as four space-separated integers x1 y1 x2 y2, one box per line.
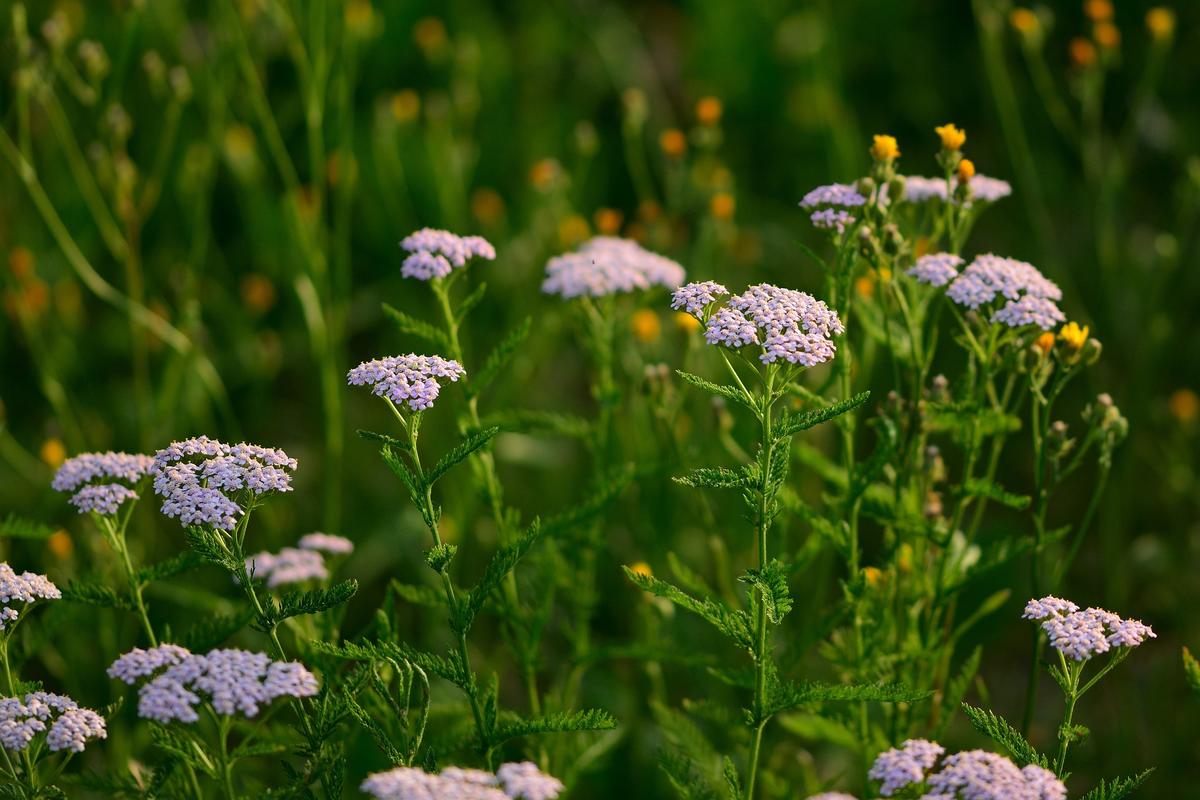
400 228 496 280
1023 596 1156 661
946 254 1064 330
800 183 867 209
246 547 329 588
0 692 106 753
0 564 60 629
68 483 139 516
670 281 729 318
870 739 946 796
805 795 860 800
51 451 154 492
361 763 564 800
53 451 154 516
901 175 1012 205
347 354 466 412
810 208 856 234
541 237 686 299
109 645 319 723
700 283 843 366
297 532 354 555
152 437 297 531
907 253 963 288
924 751 1065 800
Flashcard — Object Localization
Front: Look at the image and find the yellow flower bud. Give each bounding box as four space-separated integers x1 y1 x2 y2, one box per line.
710 192 736 220
870 134 900 162
1070 37 1098 67
956 158 976 181
389 90 421 124
48 530 73 559
855 275 875 299
1010 8 1039 36
935 123 966 151
630 561 653 578
1058 321 1089 351
1084 0 1113 22
863 566 884 587
695 96 723 126
1094 22 1120 50
659 128 687 158
40 438 66 469
1035 331 1055 355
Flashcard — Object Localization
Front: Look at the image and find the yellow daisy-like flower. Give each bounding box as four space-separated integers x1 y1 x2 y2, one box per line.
870 134 900 162
1058 321 1089 351
957 158 976 181
1094 22 1121 50
935 123 966 151
1084 0 1113 22
594 208 624 235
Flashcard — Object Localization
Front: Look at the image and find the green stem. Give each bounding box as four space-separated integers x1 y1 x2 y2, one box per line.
100 513 157 645
745 372 776 800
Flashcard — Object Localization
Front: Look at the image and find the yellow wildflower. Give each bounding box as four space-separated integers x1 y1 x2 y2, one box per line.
710 192 735 220
48 530 73 559
1010 8 1039 36
40 438 66 469
594 208 624 235
660 128 687 158
870 134 900 162
674 312 701 333
1094 22 1120 50
1146 8 1176 40
695 96 723 126
389 90 421 124
1070 37 1098 67
630 561 653 578
1084 0 1113 22
957 158 976 182
529 158 562 190
935 123 966 151
558 215 590 248
470 188 505 224
1058 321 1089 351
863 566 884 587
1168 388 1199 423
631 309 661 343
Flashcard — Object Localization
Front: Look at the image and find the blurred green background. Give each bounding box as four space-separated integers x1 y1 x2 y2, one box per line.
1 0 1198 796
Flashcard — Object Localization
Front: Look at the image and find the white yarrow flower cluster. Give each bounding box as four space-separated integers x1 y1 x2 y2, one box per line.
0 692 106 753
0 564 61 631
361 762 564 800
542 237 685 299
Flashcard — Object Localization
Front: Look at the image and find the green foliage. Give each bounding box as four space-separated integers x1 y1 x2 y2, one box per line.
0 513 55 539
623 567 754 652
425 427 501 487
382 303 451 350
136 551 206 584
958 478 1032 511
1077 769 1155 800
178 609 255 652
676 370 753 410
1184 647 1200 697
184 527 239 572
58 581 133 610
491 709 617 746
456 522 541 633
466 316 532 399
765 679 931 717
313 639 465 688
961 703 1050 768
263 579 358 626
674 465 756 490
737 560 792 624
774 391 871 439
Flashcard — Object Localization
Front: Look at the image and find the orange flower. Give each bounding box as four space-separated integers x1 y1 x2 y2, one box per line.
8 247 34 281
1094 22 1120 50
1010 8 1039 36
240 274 277 315
710 192 735 220
47 530 73 559
695 96 723 126
660 128 687 158
855 275 875 299
470 188 505 224
412 17 447 55
1146 8 1176 40
631 309 661 343
1035 331 1055 355
594 207 624 235
1168 388 1199 423
40 438 66 469
956 158 976 182
638 200 662 222
1083 0 1113 22
1070 37 1098 67
529 158 562 190
863 566 884 587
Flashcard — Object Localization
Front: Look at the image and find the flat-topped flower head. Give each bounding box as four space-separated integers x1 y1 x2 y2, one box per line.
109 645 319 724
400 228 496 280
800 183 866 210
810 208 856 234
361 763 564 800
542 237 685 299
805 794 860 800
695 283 842 366
245 546 329 588
946 254 1064 330
297 532 354 555
901 174 1011 205
53 451 154 517
670 281 728 319
869 738 945 796
0 692 106 753
903 176 949 203
151 438 297 531
0 564 60 631
924 750 1066 800
347 353 466 412
1024 596 1156 661
907 253 963 287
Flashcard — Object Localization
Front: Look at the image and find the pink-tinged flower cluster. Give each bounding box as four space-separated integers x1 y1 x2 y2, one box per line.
542 237 685 299
924 751 1065 800
805 795 860 800
907 253 963 288
869 739 946 796
0 692 106 753
0 564 60 630
1024 596 1156 661
671 281 729 319
902 174 1012 205
297 532 354 555
697 283 843 367
53 451 154 517
151 437 297 531
810 208 856 234
361 762 564 800
903 175 950 203
400 228 496 280
108 645 319 724
946 254 1065 330
800 183 867 209
246 547 329 588
347 353 466 412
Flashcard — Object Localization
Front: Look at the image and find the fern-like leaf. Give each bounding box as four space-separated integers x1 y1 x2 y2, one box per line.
425 427 501 487
737 560 792 624
381 303 450 350
673 466 756 490
675 370 754 410
961 703 1049 767
766 679 931 717
59 581 133 611
623 568 754 652
958 478 1032 511
457 522 542 633
268 579 358 624
1078 769 1155 800
774 391 871 439
0 514 55 539
466 317 531 398
491 709 616 746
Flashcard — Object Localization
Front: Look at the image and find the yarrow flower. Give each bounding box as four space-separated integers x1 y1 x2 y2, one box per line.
245 546 329 588
108 645 319 724
297 532 354 555
869 739 946 796
542 237 685 299
907 253 963 287
1024 595 1155 661
924 750 1066 800
690 282 843 367
151 437 297 531
52 451 154 517
347 354 466 412
901 174 1012 205
810 208 856 234
946 254 1064 330
400 228 496 280
799 182 866 209
670 281 728 319
361 762 564 800
0 564 61 631
0 692 106 753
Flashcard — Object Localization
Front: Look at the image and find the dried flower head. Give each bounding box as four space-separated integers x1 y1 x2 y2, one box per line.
347 353 466 412
0 692 106 753
297 532 354 555
542 237 685 299
1024 596 1156 661
152 438 297 531
246 547 329 588
907 253 963 287
946 254 1064 330
0 564 61 631
400 228 496 280
110 645 319 723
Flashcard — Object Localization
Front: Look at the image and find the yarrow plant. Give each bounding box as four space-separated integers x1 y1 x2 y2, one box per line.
360 761 563 800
